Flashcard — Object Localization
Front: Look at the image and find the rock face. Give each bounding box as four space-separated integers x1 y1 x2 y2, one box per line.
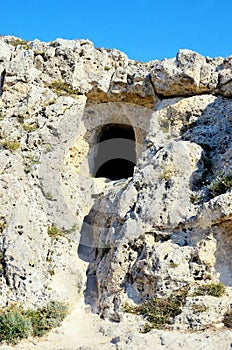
0 36 231 333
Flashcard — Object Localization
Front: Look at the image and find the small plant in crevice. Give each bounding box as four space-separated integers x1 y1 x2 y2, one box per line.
223 310 232 328
24 165 32 174
27 154 40 164
49 269 55 276
181 121 196 133
208 171 232 197
169 262 179 268
44 191 54 200
47 81 81 98
193 282 225 298
16 115 24 124
64 224 78 235
159 118 170 134
189 193 204 204
23 154 40 174
160 164 175 182
191 304 208 313
33 50 45 56
0 139 20 151
48 225 63 239
122 287 188 332
0 219 7 233
22 123 39 132
47 224 71 242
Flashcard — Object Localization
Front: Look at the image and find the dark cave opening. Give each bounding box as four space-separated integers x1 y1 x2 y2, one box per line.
94 123 136 180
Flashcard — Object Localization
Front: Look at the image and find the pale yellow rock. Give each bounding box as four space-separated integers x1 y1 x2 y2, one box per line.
0 36 231 345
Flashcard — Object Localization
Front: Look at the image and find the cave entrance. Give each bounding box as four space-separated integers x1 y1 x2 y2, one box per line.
94 123 136 180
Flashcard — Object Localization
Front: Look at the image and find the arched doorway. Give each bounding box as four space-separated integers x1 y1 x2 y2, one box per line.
94 123 136 180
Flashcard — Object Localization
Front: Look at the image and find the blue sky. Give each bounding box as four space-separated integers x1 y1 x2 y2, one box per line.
1 0 231 62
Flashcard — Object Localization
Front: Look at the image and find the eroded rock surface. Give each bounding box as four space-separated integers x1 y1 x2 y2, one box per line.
0 36 231 346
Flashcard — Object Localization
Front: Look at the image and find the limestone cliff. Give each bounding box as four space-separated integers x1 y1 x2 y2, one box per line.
0 36 231 332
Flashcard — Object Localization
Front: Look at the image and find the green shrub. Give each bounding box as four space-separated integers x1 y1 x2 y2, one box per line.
25 301 68 337
122 288 188 331
104 66 110 71
223 310 232 328
8 38 30 50
208 171 232 197
0 305 32 345
194 282 225 297
0 301 68 344
0 140 20 151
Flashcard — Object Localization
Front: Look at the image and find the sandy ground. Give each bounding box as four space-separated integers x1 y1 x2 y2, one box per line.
0 298 231 350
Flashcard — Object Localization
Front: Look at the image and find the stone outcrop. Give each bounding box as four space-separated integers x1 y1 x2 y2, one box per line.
150 49 232 97
0 36 231 337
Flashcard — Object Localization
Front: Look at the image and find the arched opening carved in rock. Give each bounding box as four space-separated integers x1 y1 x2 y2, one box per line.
93 123 136 180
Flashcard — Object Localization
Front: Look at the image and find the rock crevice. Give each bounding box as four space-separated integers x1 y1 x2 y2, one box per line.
0 36 231 332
